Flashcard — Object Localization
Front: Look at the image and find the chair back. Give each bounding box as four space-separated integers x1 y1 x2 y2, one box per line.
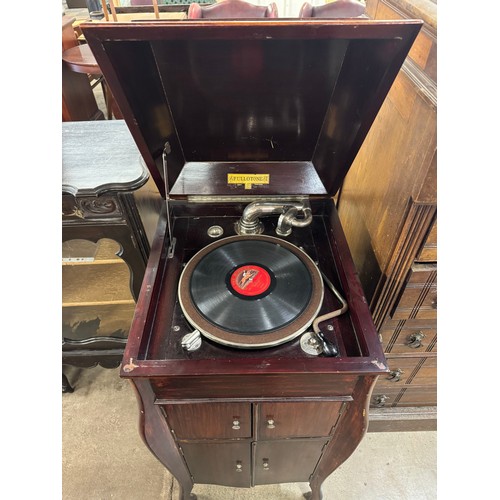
299 0 365 18
188 0 278 19
107 0 161 20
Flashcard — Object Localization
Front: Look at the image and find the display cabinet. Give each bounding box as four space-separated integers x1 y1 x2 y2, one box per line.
62 120 162 392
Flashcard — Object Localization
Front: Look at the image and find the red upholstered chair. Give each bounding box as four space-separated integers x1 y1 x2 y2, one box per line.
188 0 278 19
298 0 366 18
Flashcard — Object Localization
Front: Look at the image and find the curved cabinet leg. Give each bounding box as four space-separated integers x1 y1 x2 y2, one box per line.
176 483 197 500
62 372 74 393
307 376 378 498
303 485 323 500
130 380 195 500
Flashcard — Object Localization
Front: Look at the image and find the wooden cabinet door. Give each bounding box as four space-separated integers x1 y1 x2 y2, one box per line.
257 401 343 439
253 439 327 485
162 402 251 439
180 442 251 487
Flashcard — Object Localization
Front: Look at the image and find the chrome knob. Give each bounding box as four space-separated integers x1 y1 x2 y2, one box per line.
262 459 270 470
181 330 202 351
235 461 243 472
232 419 240 430
266 419 275 429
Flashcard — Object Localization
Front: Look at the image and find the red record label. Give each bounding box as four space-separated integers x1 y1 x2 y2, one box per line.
230 265 271 297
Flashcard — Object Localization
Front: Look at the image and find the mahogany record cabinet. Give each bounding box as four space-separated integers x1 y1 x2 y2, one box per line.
82 18 423 500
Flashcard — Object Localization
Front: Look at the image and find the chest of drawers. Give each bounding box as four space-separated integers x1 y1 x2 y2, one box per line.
338 0 437 430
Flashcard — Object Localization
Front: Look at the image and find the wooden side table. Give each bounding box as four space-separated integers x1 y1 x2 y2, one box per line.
62 120 162 392
62 43 123 120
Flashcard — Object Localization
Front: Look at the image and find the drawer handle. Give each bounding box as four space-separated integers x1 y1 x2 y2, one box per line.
405 331 425 349
232 419 241 430
266 418 276 429
374 394 389 407
387 368 403 382
262 459 270 471
235 461 243 473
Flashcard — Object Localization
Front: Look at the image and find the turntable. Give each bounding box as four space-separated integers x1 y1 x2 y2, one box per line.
83 18 422 500
179 233 324 348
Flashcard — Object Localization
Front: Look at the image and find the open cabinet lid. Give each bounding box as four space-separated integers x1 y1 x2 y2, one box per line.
82 19 422 198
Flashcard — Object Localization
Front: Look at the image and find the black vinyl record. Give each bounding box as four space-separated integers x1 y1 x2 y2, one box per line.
190 240 313 334
178 235 324 348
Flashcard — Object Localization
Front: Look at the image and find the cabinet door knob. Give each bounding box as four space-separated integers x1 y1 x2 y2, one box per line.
235 461 243 472
266 419 275 429
405 331 425 349
387 368 403 382
262 459 270 470
232 419 240 430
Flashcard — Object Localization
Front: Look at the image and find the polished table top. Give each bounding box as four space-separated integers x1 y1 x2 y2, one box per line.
62 43 101 75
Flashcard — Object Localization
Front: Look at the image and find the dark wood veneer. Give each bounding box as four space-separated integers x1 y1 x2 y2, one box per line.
118 201 389 499
82 20 422 197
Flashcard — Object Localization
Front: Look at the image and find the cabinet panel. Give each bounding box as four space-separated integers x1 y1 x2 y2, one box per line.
376 357 436 388
392 286 437 315
163 403 251 439
370 386 436 408
62 263 135 305
374 0 434 75
257 401 343 440
396 386 437 407
391 308 436 321
253 439 327 485
391 264 437 321
366 0 437 80
416 218 437 262
63 303 134 340
151 373 358 400
380 321 436 353
62 238 137 340
180 442 251 487
370 388 403 408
